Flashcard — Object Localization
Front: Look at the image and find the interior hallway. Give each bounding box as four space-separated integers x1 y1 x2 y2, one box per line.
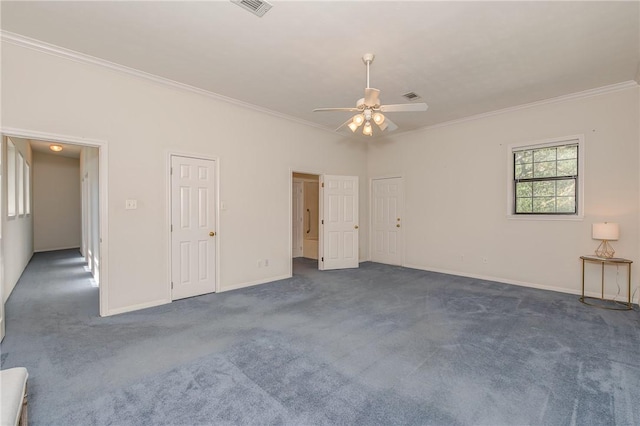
1 250 639 425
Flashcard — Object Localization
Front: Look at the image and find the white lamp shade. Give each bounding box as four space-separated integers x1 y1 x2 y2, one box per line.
592 222 619 241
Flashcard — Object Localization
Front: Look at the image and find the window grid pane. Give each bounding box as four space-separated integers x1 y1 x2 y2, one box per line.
513 143 578 215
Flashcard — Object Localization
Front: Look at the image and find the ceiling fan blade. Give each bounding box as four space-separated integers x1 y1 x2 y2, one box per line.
313 107 361 112
335 118 353 132
379 103 428 113
384 117 398 132
364 88 380 106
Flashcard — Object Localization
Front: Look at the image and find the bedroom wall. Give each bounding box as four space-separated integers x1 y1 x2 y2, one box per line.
32 151 81 252
368 86 640 302
1 41 369 315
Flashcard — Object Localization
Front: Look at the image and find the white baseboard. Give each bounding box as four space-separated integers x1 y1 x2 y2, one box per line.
34 246 80 253
104 298 171 317
402 263 636 304
104 274 292 316
220 274 292 293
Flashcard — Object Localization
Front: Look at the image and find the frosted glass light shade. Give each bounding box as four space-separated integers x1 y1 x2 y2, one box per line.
592 222 619 241
363 122 373 136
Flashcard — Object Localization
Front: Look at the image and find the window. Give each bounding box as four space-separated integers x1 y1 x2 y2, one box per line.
25 163 31 215
7 139 16 217
508 135 584 219
18 153 25 215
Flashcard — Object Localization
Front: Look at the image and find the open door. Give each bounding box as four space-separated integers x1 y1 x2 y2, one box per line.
320 175 359 270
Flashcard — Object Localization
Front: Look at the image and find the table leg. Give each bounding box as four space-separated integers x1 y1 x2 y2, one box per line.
601 262 604 299
581 259 585 301
628 263 632 308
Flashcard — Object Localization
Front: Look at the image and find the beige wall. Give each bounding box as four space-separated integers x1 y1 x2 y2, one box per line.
1 41 369 315
3 38 637 314
368 86 640 301
33 151 81 252
2 137 33 303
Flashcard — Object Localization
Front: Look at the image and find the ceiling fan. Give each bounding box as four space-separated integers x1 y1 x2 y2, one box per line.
313 53 428 136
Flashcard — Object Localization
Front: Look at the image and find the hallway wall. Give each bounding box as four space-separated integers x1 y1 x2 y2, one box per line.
33 151 81 252
2 136 33 303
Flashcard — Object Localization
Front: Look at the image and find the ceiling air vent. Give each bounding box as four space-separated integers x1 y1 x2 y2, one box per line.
402 92 421 101
231 0 273 17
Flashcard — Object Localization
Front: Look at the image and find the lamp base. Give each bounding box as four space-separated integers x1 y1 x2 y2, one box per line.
595 240 615 258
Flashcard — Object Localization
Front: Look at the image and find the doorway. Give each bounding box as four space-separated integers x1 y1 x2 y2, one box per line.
0 129 108 318
292 173 320 262
291 172 360 274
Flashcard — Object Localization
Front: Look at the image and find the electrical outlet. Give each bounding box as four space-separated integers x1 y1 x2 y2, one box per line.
264 259 269 267
482 257 488 264
125 199 137 210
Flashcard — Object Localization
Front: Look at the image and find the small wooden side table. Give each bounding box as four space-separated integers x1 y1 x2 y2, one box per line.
580 255 632 310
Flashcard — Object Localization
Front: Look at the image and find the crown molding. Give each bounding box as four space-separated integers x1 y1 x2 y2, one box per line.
0 30 333 135
2 31 637 140
422 80 639 133
379 79 639 142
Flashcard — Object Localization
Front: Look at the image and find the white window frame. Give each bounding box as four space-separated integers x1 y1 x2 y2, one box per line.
7 139 16 218
507 134 584 221
18 153 25 216
25 162 31 215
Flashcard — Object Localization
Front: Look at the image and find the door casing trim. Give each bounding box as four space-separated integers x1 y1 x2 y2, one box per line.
1 127 110 315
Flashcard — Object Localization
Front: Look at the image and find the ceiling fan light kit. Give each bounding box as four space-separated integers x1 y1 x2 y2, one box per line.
363 121 373 136
313 53 428 137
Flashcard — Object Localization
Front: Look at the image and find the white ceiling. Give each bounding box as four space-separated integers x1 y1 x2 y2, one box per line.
2 1 639 137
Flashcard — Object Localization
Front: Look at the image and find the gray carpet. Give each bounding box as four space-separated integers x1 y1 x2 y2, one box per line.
1 249 639 425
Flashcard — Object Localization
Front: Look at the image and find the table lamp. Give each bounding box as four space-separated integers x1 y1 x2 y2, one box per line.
592 222 619 258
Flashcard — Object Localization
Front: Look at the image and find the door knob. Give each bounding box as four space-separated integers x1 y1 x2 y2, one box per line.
396 224 401 228
209 231 215 237
354 225 359 229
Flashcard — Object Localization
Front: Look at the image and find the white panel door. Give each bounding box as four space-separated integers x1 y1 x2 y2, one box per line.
371 177 404 266
321 175 359 270
171 156 216 300
292 181 303 258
